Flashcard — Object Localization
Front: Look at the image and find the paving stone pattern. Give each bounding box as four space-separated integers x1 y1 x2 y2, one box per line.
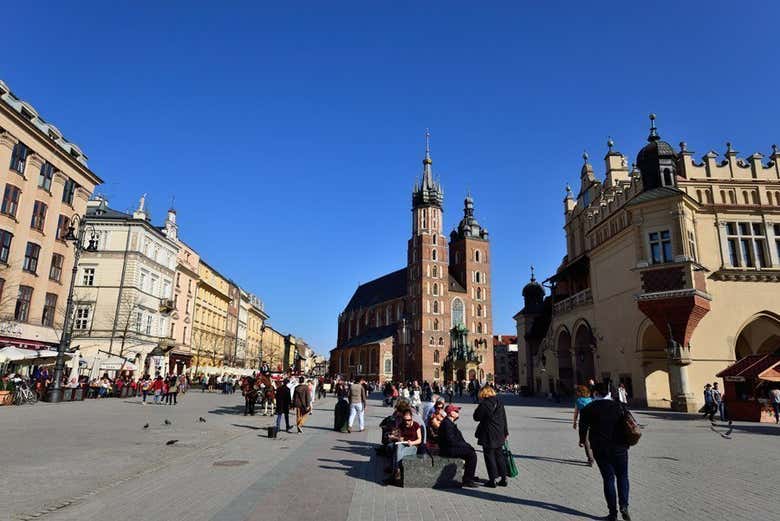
0 392 777 521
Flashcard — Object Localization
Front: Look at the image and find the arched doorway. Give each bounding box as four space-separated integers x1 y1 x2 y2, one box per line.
468 369 477 381
556 328 573 395
574 323 596 385
735 312 780 359
639 322 671 408
456 368 466 381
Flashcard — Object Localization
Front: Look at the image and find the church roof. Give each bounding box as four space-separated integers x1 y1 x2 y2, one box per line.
448 272 466 293
344 268 407 313
339 324 398 348
625 186 683 207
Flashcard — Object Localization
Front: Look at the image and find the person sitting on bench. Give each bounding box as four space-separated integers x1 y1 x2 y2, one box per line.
383 407 422 485
438 405 478 488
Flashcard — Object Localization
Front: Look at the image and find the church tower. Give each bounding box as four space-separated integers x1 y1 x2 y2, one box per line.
449 193 494 382
406 130 449 383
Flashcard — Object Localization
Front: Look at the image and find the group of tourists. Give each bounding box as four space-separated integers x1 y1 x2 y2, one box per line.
240 374 315 434
137 373 188 405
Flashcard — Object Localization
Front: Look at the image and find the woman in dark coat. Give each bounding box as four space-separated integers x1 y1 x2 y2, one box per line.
473 385 509 488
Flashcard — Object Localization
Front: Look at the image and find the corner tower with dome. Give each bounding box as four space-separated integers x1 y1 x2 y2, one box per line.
330 132 494 384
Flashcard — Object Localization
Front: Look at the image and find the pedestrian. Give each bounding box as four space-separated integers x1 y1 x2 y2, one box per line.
437 404 478 488
347 377 367 433
769 387 780 424
293 376 311 433
140 374 152 404
472 385 509 488
573 385 594 466
152 375 164 405
712 382 724 421
617 383 629 406
578 383 632 521
703 383 716 422
275 379 292 433
243 376 258 416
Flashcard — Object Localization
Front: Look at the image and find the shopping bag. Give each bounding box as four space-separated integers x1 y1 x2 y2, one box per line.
503 441 519 478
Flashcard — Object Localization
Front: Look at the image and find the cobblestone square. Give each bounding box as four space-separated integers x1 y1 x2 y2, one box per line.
1 392 777 521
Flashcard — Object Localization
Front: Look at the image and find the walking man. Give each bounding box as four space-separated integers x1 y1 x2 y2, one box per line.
712 382 724 421
243 376 258 416
578 383 632 521
292 376 311 433
703 383 716 422
275 379 292 433
347 377 367 433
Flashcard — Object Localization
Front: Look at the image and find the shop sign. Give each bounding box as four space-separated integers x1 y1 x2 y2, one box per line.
724 376 745 382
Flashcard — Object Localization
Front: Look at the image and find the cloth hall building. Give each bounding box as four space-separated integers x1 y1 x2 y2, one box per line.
330 137 494 384
515 115 780 412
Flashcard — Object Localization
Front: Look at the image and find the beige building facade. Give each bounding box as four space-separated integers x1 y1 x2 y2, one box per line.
261 324 286 372
0 80 101 350
245 292 267 370
166 211 200 372
73 196 178 375
516 116 780 412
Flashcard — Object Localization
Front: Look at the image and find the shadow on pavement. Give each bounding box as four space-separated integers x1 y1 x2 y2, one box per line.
441 487 603 520
231 424 263 430
207 405 244 415
528 416 573 423
516 454 591 467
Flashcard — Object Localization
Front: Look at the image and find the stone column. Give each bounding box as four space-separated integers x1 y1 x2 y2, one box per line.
667 344 697 412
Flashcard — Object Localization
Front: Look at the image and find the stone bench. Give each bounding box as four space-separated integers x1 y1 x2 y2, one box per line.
401 453 464 489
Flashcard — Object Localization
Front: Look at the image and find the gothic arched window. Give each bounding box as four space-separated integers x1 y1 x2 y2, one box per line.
433 283 439 296
438 337 444 346
477 304 482 317
433 318 439 331
433 300 439 314
452 298 464 327
476 287 482 300
432 249 437 261
477 322 483 334
429 336 434 345
475 250 481 263
434 350 440 363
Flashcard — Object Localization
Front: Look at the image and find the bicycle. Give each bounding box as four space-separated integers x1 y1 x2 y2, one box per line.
13 382 38 405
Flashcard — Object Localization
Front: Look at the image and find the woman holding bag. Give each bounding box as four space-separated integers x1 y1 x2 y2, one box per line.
473 385 509 488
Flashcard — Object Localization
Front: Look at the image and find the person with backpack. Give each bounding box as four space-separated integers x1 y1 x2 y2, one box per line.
578 383 633 521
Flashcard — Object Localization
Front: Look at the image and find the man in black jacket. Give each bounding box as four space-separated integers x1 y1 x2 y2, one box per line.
275 379 292 433
438 405 478 488
578 384 631 521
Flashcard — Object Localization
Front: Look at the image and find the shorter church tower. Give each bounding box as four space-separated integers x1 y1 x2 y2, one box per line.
448 194 494 382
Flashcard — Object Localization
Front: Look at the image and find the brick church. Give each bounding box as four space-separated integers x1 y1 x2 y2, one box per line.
329 134 494 384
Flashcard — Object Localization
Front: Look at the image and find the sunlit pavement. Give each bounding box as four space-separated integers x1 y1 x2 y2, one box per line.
1 392 776 521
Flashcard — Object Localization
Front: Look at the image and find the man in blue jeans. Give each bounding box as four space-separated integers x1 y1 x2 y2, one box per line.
579 383 631 521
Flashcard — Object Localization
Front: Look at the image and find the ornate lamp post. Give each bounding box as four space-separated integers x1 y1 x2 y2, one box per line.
46 215 97 403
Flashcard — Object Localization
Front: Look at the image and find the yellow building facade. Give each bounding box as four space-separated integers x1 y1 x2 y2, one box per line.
192 260 230 373
516 116 780 412
261 325 286 372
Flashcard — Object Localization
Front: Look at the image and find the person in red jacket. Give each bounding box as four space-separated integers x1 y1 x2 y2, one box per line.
151 375 164 405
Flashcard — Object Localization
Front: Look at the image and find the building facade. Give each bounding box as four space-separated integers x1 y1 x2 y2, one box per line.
516 116 780 411
246 293 267 370
73 196 178 375
225 281 240 365
493 335 519 385
261 324 286 372
193 260 231 372
0 80 101 350
166 210 199 373
330 135 494 384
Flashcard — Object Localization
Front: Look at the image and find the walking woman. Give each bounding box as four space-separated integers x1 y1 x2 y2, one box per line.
573 385 594 466
473 384 509 488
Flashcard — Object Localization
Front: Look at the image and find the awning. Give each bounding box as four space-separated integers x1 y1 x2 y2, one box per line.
97 356 138 371
716 354 780 382
0 346 71 363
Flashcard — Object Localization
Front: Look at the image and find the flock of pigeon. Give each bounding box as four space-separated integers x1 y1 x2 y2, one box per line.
141 416 209 446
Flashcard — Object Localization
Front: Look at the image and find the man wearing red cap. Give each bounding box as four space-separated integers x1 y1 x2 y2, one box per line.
438 404 478 487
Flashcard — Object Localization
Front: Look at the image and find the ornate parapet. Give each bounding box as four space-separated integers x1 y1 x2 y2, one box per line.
552 288 593 315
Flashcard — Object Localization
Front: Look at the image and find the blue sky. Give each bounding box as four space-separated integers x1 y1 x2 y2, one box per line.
4 2 779 355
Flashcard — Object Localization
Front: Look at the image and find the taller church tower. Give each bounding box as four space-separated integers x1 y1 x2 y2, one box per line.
406 131 449 383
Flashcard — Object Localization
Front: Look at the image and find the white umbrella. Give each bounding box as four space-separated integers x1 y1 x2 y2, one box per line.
66 354 82 387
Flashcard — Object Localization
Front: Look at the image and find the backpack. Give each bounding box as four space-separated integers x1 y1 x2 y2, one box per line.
620 404 642 446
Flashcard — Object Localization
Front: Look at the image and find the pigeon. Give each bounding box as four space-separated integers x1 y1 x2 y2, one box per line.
166 439 179 446
164 419 172 425
198 417 206 423
143 423 149 429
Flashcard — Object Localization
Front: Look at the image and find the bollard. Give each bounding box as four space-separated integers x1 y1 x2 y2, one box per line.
267 426 277 439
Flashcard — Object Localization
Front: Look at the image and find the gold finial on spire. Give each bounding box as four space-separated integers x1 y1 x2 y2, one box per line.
424 128 432 165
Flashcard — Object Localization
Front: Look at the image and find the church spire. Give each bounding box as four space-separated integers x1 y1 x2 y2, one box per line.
412 128 443 209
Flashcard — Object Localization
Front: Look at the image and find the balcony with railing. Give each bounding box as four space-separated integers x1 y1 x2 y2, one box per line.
553 288 593 315
634 260 710 302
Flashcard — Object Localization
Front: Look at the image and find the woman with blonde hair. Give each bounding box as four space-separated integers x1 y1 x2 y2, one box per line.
473 384 509 487
573 384 594 466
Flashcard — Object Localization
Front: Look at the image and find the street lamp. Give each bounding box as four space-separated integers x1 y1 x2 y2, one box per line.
46 215 97 403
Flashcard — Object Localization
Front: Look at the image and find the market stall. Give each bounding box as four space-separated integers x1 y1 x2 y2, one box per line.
716 353 780 422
